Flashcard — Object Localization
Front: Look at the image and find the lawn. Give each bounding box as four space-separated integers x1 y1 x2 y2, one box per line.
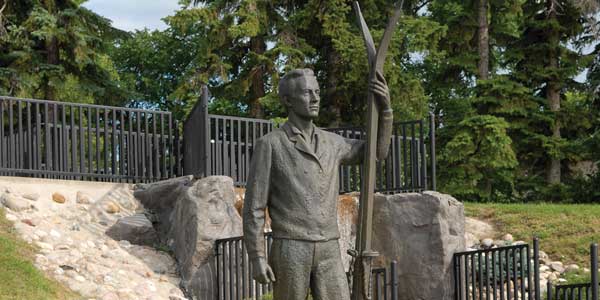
0 208 80 300
464 203 600 267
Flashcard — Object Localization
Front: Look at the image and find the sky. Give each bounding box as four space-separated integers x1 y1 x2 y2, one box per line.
83 0 181 32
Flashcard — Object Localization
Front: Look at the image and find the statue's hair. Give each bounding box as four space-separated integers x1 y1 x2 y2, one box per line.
278 68 315 99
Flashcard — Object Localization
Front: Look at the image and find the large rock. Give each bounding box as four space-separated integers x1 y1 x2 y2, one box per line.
371 191 465 300
134 175 194 242
134 176 242 300
105 213 158 246
1 193 32 211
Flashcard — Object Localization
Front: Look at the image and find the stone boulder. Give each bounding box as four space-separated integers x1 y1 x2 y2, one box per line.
371 191 465 300
105 213 158 246
134 176 242 300
1 193 32 211
134 175 194 242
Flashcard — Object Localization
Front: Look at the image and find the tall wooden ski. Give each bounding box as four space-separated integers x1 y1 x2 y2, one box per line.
351 2 402 300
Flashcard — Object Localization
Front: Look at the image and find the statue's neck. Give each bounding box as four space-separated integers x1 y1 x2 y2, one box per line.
288 113 314 138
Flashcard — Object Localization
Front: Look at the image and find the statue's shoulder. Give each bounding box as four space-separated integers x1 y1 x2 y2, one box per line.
255 127 287 145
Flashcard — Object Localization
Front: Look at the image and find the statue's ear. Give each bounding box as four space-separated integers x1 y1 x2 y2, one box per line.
280 95 291 109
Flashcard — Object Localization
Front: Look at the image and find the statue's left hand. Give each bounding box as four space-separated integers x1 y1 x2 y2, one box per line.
369 70 391 112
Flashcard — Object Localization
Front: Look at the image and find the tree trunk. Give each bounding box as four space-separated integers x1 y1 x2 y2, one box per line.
546 1 561 184
326 42 343 127
477 0 489 80
249 36 265 119
43 0 58 101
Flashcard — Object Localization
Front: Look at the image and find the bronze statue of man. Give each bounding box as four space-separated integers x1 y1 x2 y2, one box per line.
243 68 392 300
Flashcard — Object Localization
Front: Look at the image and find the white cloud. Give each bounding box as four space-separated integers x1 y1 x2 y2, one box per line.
83 0 181 31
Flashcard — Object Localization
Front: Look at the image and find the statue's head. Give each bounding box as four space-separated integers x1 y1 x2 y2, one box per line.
278 68 320 119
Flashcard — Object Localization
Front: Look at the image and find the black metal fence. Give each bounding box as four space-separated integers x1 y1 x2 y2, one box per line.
453 239 540 300
0 96 181 182
185 85 436 193
214 234 401 300
547 243 598 300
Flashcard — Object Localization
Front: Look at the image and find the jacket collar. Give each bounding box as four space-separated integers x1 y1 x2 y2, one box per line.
282 122 324 168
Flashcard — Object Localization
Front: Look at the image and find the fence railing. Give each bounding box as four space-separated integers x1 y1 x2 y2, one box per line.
0 96 181 182
214 234 401 300
185 85 436 193
547 243 598 300
453 239 539 300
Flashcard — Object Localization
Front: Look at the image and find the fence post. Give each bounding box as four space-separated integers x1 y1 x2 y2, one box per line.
390 261 398 300
592 243 598 300
201 85 210 177
429 113 436 191
547 281 552 300
534 237 541 300
174 120 181 176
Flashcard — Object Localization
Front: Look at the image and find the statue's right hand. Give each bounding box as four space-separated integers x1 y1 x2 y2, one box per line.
251 257 276 284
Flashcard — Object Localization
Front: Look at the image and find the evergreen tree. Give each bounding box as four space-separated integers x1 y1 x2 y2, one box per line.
0 0 129 105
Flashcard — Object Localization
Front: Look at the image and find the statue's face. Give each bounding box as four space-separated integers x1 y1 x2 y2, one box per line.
286 74 320 119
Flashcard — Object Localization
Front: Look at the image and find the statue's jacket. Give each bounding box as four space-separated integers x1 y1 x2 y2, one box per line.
243 121 366 261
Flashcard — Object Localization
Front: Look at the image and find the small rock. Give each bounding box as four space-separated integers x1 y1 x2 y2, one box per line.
52 192 67 204
104 201 120 214
60 264 75 271
558 278 567 283
1 193 31 211
502 233 514 242
54 267 65 276
118 240 131 248
5 214 18 222
35 254 48 265
55 244 70 250
549 261 565 273
70 223 80 231
87 240 96 248
566 264 580 272
21 219 36 226
36 242 53 251
105 214 158 246
539 265 550 272
76 191 91 204
50 229 61 239
584 267 590 273
513 240 526 245
482 238 493 248
22 193 40 201
539 250 549 260
100 292 119 300
74 275 86 282
548 272 558 281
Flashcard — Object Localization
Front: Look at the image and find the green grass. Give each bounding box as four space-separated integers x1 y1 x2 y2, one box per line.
0 208 80 300
464 203 600 267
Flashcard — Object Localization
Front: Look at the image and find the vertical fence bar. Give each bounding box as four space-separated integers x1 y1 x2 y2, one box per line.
429 113 436 190
79 107 84 176
175 120 181 176
592 243 598 300
71 105 76 176
103 109 108 178
120 110 125 179
390 261 398 300
8 100 13 169
161 113 166 179
18 100 23 169
112 109 117 178
168 113 173 178
419 120 426 189
148 113 154 180
154 113 160 180
0 100 4 170
61 104 67 174
534 238 540 300
26 102 32 169
36 103 42 170
141 112 147 181
136 111 141 180
548 282 553 300
87 107 92 177
143 112 149 180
